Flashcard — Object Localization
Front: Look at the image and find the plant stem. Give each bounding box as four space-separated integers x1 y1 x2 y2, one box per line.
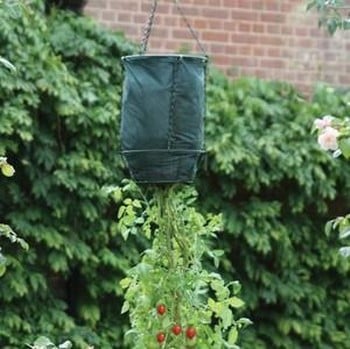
155 185 182 336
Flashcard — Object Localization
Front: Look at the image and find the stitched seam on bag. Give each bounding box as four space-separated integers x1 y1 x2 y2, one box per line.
167 58 180 149
202 60 207 151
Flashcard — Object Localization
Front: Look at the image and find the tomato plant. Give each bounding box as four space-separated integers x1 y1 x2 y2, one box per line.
115 181 251 348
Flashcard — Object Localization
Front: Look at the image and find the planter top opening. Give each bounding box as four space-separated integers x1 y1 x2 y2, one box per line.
122 54 208 63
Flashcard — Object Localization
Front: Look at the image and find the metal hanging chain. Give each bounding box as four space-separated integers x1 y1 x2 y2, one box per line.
140 0 158 54
173 0 206 55
140 0 207 55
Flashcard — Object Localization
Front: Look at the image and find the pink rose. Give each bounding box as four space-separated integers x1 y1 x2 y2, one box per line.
314 115 333 130
317 126 340 151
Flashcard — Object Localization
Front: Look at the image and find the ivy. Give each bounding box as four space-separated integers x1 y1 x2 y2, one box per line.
0 2 136 347
200 74 350 348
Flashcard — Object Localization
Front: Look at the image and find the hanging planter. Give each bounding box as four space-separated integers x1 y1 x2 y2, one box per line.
120 0 207 183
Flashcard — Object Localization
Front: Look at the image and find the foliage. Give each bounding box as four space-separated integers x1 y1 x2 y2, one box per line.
0 157 27 277
28 336 73 349
325 215 350 257
306 0 350 34
0 223 28 277
200 75 350 348
0 2 136 347
116 182 250 348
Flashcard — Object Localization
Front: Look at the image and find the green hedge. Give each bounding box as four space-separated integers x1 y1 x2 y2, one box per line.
201 76 350 348
0 3 136 347
0 2 350 348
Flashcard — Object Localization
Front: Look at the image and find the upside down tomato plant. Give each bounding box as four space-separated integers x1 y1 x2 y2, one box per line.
114 181 251 348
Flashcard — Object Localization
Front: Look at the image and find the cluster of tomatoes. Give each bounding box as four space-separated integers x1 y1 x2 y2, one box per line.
156 304 197 345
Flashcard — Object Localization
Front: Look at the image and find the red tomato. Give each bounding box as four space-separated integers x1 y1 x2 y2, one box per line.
186 326 197 339
172 324 182 336
156 332 166 343
156 304 166 316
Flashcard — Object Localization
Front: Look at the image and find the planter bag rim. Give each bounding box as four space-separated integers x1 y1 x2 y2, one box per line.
121 149 206 154
122 54 208 63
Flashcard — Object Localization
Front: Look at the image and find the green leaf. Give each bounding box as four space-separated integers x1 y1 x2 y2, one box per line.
228 327 238 344
120 277 132 289
0 263 6 277
121 301 129 314
112 187 123 203
228 297 245 309
58 341 72 349
339 229 350 240
221 307 233 329
33 337 55 347
325 220 333 237
339 138 350 159
0 56 16 71
339 246 350 258
237 317 253 328
1 163 15 177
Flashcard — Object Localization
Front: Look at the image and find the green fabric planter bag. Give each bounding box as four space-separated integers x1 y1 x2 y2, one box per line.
121 54 207 183
120 0 208 183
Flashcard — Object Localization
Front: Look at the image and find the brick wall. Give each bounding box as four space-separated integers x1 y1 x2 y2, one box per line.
85 0 350 92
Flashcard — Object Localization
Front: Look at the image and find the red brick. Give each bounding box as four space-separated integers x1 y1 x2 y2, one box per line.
214 55 232 66
295 27 309 36
231 10 258 21
253 23 265 33
175 5 200 16
238 45 252 55
117 12 131 22
208 20 224 30
237 0 251 9
87 0 107 9
253 46 266 56
232 56 257 67
109 1 137 11
231 33 258 44
224 21 237 31
202 7 229 19
161 16 179 26
259 35 284 46
238 23 251 32
267 24 281 34
133 14 146 24
173 29 194 40
281 26 293 35
211 43 227 54
260 12 285 23
267 47 281 57
225 45 238 54
202 31 229 42
264 2 280 11
194 19 209 29
260 59 286 69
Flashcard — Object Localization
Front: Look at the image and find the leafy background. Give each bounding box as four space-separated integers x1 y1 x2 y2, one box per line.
0 1 349 348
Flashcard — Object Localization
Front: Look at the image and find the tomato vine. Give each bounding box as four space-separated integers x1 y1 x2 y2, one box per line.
115 181 250 348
